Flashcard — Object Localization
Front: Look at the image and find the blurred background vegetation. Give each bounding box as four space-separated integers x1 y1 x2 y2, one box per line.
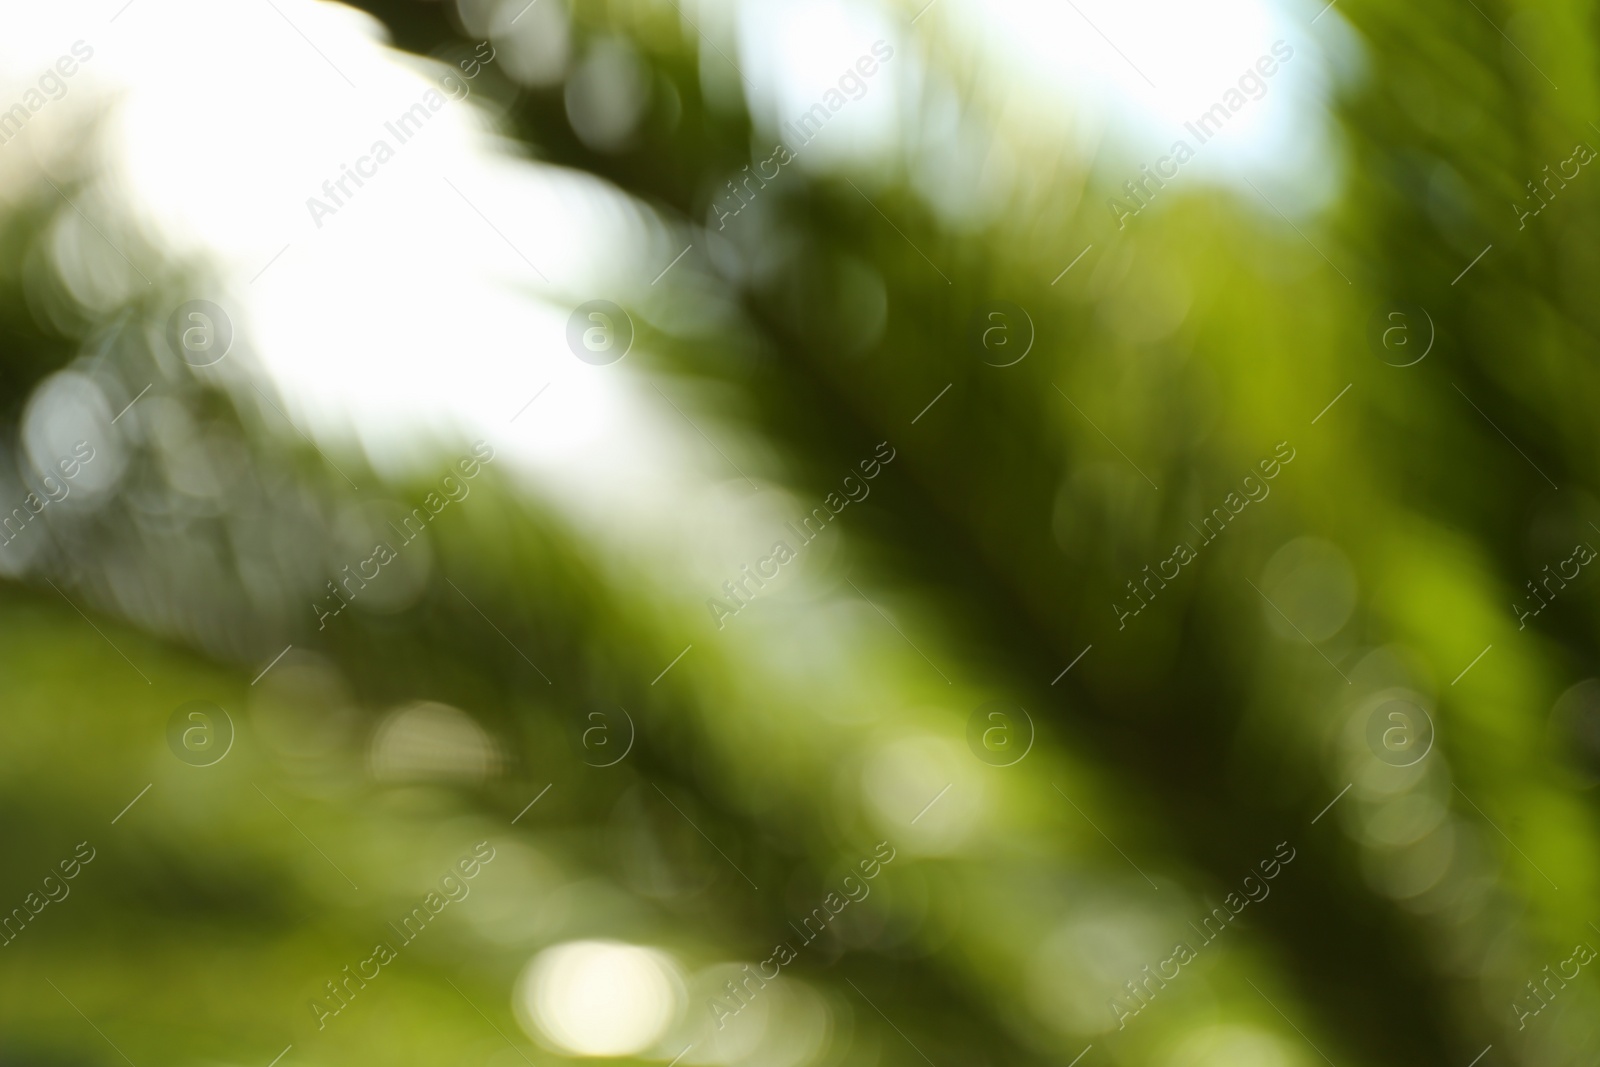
2 0 1599 1065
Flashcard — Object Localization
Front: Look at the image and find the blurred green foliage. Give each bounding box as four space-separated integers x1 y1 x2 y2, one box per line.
4 1 1600 1066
